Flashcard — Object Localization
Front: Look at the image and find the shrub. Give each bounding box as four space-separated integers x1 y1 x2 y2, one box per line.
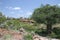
24 34 33 40
35 27 60 39
3 34 12 40
35 28 47 37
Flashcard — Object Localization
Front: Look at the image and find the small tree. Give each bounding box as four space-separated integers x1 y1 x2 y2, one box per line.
0 12 6 24
31 4 60 34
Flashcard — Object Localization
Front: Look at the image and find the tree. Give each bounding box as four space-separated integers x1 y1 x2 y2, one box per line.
31 4 60 34
0 12 6 24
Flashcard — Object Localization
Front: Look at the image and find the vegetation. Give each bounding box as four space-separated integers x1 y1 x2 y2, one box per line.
31 4 60 35
24 34 33 40
0 12 6 24
0 4 60 39
3 34 12 40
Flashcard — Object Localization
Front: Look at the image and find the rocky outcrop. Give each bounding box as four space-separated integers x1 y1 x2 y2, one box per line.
33 34 60 40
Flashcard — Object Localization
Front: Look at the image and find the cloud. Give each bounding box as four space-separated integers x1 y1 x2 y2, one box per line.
10 11 33 18
23 11 33 18
5 6 33 18
6 7 21 10
58 4 60 6
26 12 32 15
13 7 21 10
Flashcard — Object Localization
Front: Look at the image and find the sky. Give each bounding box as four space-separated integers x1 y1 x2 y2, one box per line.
0 0 60 18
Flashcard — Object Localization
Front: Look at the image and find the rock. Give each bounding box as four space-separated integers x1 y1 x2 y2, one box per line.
33 34 60 40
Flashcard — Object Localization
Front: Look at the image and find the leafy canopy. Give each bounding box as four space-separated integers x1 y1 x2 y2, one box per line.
31 4 60 24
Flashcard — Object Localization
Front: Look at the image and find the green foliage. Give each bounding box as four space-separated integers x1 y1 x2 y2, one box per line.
35 28 47 37
35 27 60 39
31 4 60 24
0 12 6 24
4 19 37 31
53 27 60 34
24 34 33 40
31 4 60 34
4 20 21 30
49 32 57 38
3 34 12 40
19 23 37 31
52 27 60 38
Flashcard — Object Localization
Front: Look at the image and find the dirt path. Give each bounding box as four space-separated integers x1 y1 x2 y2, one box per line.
0 28 24 40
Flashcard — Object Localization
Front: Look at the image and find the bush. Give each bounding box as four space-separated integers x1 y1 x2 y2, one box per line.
24 34 33 40
3 34 12 40
35 27 60 39
52 27 60 39
49 32 57 38
53 27 60 35
35 28 47 37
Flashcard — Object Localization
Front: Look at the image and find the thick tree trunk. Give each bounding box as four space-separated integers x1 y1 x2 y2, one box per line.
46 21 52 35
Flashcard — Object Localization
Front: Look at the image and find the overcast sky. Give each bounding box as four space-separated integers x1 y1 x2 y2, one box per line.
0 0 60 18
